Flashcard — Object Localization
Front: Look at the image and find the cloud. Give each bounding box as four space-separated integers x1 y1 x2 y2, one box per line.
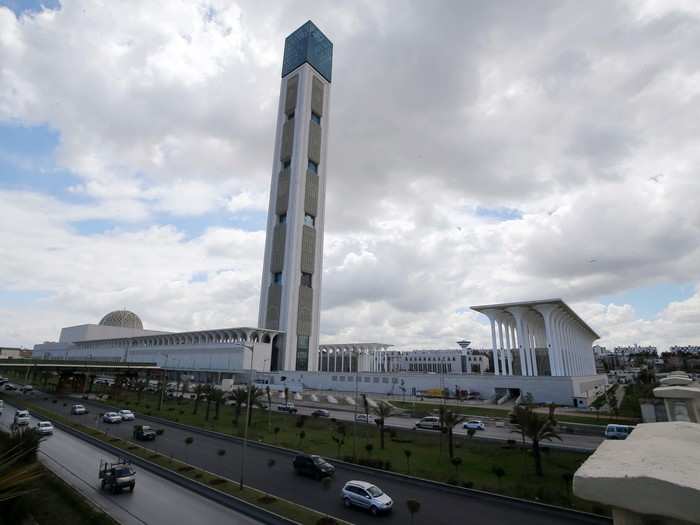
1 1 700 352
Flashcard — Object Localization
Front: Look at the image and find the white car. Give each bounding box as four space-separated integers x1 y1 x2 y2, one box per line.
14 410 31 426
118 409 135 421
36 421 54 435
71 404 88 415
354 414 374 423
19 385 34 394
463 420 486 431
342 480 393 515
102 412 122 424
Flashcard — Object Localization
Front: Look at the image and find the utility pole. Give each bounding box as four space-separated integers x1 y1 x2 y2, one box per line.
239 342 255 490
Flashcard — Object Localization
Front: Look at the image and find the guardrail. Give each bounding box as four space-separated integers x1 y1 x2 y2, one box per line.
76 396 609 524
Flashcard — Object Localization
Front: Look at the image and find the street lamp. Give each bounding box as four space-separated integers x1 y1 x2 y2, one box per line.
239 340 255 490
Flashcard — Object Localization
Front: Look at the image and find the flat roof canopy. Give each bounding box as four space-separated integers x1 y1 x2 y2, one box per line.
471 298 600 339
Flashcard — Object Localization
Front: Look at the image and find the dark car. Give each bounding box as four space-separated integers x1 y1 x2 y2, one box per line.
293 454 335 479
132 424 157 441
277 404 298 414
311 409 330 418
4 384 17 391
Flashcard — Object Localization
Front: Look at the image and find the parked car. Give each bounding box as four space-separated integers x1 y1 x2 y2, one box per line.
4 384 17 391
293 454 335 479
605 424 635 440
19 385 33 394
414 416 441 430
118 410 135 421
0 399 4 414
277 404 298 414
103 412 122 424
354 413 374 423
14 410 31 426
342 480 393 515
0 377 8 385
35 421 54 435
132 424 156 441
311 409 330 418
463 420 485 431
71 404 88 415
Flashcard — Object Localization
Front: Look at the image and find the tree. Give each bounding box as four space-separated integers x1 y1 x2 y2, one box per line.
441 409 464 458
184 437 194 463
283 386 289 408
491 465 505 488
298 430 306 448
510 405 562 476
209 388 225 421
364 442 373 457
229 388 249 426
0 428 43 516
372 401 396 450
403 449 412 474
204 385 214 421
451 456 463 479
331 423 346 458
406 499 421 524
246 385 265 425
192 384 206 415
605 386 619 422
467 428 476 440
265 385 272 431
273 426 281 444
590 392 607 420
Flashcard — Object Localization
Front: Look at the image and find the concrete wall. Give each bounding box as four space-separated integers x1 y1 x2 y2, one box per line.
265 370 607 406
59 324 166 343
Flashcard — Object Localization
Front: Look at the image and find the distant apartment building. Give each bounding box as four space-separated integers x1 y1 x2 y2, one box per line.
614 345 658 356
0 347 25 359
669 345 700 355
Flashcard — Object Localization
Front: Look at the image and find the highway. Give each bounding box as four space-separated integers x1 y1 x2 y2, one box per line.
0 401 260 525
17 392 609 525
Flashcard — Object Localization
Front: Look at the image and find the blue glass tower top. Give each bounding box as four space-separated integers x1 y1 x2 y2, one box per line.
282 21 333 82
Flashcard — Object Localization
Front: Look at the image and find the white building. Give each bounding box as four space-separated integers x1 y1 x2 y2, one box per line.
317 344 489 374
471 299 600 377
34 310 280 379
258 21 333 372
613 344 658 356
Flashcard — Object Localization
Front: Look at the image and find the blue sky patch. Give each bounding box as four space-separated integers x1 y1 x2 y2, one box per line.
600 281 696 319
475 206 523 221
0 0 60 16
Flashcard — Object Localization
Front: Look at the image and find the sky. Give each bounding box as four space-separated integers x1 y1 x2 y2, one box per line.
1 0 700 351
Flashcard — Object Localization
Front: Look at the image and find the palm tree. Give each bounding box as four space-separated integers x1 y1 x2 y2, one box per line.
441 410 463 459
247 385 265 426
265 385 272 431
404 449 412 474
0 429 43 510
451 456 462 479
203 385 214 421
372 401 396 450
332 423 346 458
192 384 206 415
510 405 561 476
491 465 506 488
229 388 249 426
209 388 225 421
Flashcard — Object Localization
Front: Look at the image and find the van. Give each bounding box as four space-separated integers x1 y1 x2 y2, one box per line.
415 416 441 430
604 424 634 440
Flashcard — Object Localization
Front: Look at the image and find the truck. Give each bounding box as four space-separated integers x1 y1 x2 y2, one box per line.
132 424 156 441
99 458 136 493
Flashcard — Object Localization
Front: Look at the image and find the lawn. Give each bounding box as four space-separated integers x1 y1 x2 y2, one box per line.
90 390 604 513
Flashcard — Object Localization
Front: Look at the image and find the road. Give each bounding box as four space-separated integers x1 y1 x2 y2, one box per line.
289 403 604 452
0 400 260 525
14 392 609 525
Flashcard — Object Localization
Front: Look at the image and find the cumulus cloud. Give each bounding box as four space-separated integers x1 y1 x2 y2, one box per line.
1 1 700 351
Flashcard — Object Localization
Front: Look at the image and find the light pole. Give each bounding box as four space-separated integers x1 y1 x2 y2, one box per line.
352 349 359 461
239 341 255 490
158 353 169 412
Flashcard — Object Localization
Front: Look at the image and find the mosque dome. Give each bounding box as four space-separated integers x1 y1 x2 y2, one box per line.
99 310 143 330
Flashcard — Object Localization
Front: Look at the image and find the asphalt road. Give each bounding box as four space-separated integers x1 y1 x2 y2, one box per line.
290 403 604 452
15 391 609 525
0 400 260 525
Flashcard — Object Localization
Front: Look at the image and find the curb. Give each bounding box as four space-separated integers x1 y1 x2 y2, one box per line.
78 396 610 524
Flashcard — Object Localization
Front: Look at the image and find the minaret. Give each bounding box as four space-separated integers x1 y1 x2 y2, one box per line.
258 21 333 371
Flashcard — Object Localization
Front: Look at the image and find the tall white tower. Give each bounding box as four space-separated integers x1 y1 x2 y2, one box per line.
258 21 333 371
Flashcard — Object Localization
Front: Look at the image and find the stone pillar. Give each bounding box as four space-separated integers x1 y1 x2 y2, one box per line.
486 313 500 375
507 307 531 376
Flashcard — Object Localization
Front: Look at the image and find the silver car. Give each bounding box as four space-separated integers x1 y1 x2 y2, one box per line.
342 480 393 515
